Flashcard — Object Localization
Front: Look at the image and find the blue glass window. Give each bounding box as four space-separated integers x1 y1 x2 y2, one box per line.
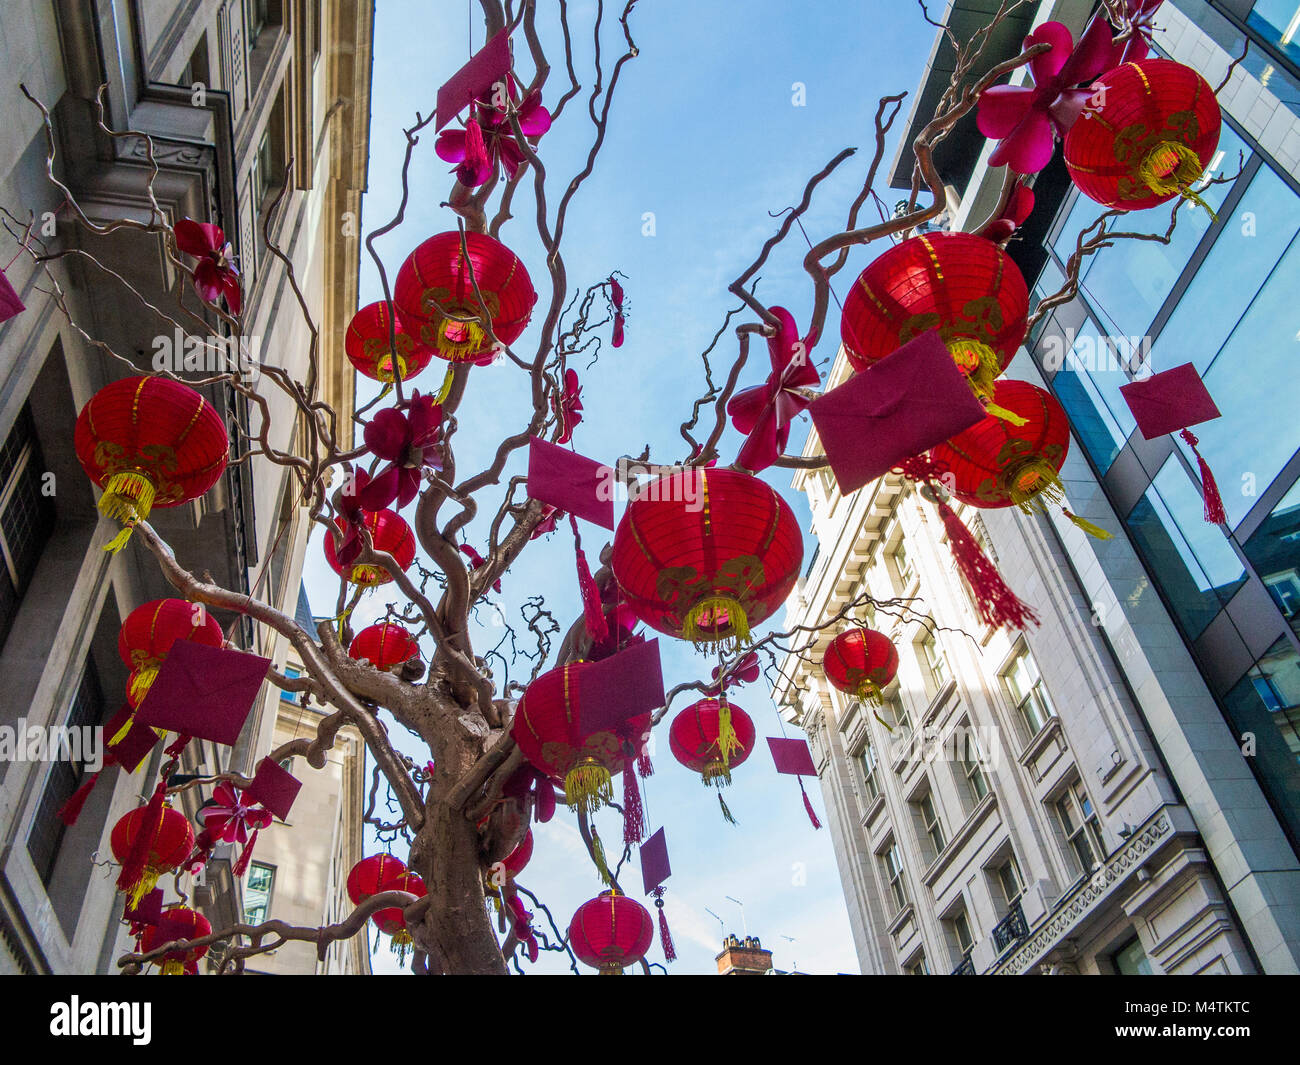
1247 1 1300 65
1244 478 1300 621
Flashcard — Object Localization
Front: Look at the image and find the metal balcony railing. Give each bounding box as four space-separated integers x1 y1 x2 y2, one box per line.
991 899 1029 954
950 952 975 975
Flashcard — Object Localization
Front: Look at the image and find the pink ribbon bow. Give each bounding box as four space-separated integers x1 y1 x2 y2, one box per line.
609 276 626 348
199 781 273 878
976 18 1122 174
726 306 820 473
174 219 242 314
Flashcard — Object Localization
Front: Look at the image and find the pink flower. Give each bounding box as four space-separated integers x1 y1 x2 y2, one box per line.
588 602 644 662
726 306 820 473
200 781 273 845
551 369 583 444
977 18 1121 174
530 505 562 540
459 543 503 593
334 468 375 567
977 182 1035 243
174 219 242 314
706 650 761 695
358 392 444 511
435 83 552 188
609 276 626 348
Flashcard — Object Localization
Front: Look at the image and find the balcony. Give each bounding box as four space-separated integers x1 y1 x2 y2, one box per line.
992 899 1029 955
950 952 975 976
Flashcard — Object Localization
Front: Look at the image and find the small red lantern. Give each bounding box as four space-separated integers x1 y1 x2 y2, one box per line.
118 599 225 709
611 468 803 651
74 376 230 552
393 232 536 363
371 870 426 961
1065 59 1221 214
110 803 195 907
840 232 1028 408
568 890 655 975
348 622 420 669
323 509 417 587
669 697 755 823
346 853 408 906
503 829 533 879
823 627 899 704
929 380 1070 512
140 905 211 975
346 300 436 383
510 661 649 817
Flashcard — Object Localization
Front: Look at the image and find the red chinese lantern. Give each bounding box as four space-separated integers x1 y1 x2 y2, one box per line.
1065 59 1221 214
510 661 650 819
110 803 195 907
323 509 417 587
348 622 420 669
74 376 230 552
346 853 408 906
140 905 211 975
346 300 436 383
611 468 803 651
568 890 655 975
393 232 536 363
669 697 755 823
823 627 899 704
118 599 225 709
840 232 1028 409
929 380 1070 512
371 870 426 961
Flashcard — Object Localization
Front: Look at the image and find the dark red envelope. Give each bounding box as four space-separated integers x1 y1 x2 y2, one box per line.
0 267 24 324
576 638 664 738
104 704 160 774
768 737 817 777
808 329 986 494
1119 362 1222 441
436 29 512 131
245 756 302 821
640 827 671 896
123 888 163 927
527 436 615 529
133 640 270 746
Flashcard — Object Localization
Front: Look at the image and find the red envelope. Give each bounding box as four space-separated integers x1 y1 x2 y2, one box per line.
133 640 270 746
527 437 615 529
245 756 302 821
576 638 664 737
640 827 671 895
436 29 512 131
0 267 24 323
123 888 163 927
1119 362 1221 441
104 704 160 774
808 330 986 494
768 737 817 776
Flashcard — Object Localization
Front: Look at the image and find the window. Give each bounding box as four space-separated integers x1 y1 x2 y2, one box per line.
1112 935 1153 975
880 843 908 913
281 665 302 701
995 856 1024 910
904 952 930 975
312 0 323 63
1055 780 1106 874
959 727 990 805
0 404 56 648
243 862 275 924
880 688 910 734
1003 645 1055 739
913 789 945 858
892 538 915 590
948 910 975 957
919 629 949 695
859 739 880 802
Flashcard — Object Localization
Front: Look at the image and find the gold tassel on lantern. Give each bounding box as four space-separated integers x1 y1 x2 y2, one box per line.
160 959 186 976
432 306 487 360
1139 141 1216 220
564 756 613 816
99 470 157 553
1002 456 1066 513
948 340 1027 427
682 597 750 653
376 352 409 383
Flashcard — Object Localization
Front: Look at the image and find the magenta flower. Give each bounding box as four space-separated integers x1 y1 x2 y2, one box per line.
726 306 820 473
977 182 1035 243
459 543 503 593
435 83 552 188
588 602 644 662
530 505 562 540
1116 1 1164 63
977 18 1121 174
706 650 761 696
551 369 583 444
174 219 241 313
609 275 626 348
335 467 374 567
358 391 444 511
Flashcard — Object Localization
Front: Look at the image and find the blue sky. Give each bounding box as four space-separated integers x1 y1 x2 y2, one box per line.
302 0 937 974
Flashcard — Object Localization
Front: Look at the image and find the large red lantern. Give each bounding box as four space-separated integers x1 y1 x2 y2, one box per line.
346 853 407 906
323 510 417 587
929 380 1070 512
510 661 649 816
840 232 1028 407
348 622 420 669
140 905 211 975
74 376 230 552
110 803 195 906
371 870 426 961
393 232 536 363
569 890 655 975
611 468 803 651
345 300 436 383
823 627 899 704
1065 59 1221 213
118 598 225 709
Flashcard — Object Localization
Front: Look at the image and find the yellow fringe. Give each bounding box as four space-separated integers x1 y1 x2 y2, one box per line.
435 314 487 360
1002 456 1065 513
701 759 733 786
716 697 740 765
128 666 159 706
1065 509 1113 540
1139 140 1217 221
681 597 750 653
161 960 186 976
376 352 408 383
590 829 613 885
947 338 1001 401
99 471 156 553
856 678 884 705
564 758 612 816
982 399 1029 427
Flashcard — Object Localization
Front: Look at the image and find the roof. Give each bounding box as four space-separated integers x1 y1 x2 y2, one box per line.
294 582 316 632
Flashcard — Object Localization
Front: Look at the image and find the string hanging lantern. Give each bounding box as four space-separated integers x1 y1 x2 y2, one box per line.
345 300 435 384
668 696 756 824
348 622 420 670
568 889 655 975
823 627 900 705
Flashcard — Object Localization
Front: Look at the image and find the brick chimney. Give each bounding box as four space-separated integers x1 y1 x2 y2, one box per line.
715 933 773 975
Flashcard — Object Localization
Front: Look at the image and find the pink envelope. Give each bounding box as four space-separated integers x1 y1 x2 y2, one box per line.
436 29 512 131
245 756 302 821
0 268 23 323
576 638 665 737
809 330 986 494
104 704 160 774
527 436 615 529
768 737 817 777
134 640 271 746
640 827 671 895
1119 362 1221 441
